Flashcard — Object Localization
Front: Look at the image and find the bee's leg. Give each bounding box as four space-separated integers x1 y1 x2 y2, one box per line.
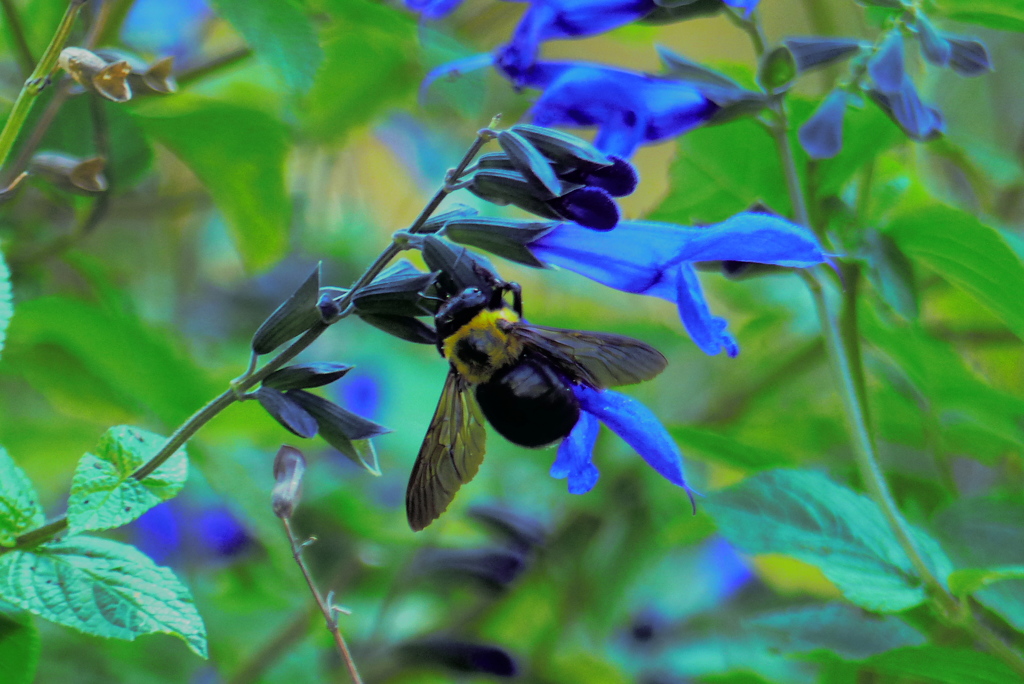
505 281 523 317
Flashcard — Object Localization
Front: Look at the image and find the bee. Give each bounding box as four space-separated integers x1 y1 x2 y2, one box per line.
406 277 668 530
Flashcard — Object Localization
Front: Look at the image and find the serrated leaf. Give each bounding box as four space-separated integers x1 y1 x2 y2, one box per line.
210 0 322 92
0 251 10 361
0 447 44 547
865 645 1021 684
131 96 290 272
884 205 1024 342
746 603 925 660
933 0 1024 32
949 565 1024 596
67 426 187 534
0 610 39 684
0 537 207 657
705 469 953 612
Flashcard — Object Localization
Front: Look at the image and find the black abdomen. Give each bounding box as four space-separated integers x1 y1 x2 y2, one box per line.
475 359 580 448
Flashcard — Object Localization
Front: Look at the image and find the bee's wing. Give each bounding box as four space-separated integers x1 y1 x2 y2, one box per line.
406 370 487 531
512 324 668 389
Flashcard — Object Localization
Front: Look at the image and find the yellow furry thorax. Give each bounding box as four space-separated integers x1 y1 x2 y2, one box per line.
442 307 524 384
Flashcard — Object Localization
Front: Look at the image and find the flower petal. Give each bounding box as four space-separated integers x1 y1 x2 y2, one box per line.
575 386 690 491
667 263 739 357
551 410 600 494
667 212 828 267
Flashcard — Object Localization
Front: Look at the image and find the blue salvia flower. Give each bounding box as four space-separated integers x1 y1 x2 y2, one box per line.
131 499 254 566
122 0 211 57
551 385 693 500
799 89 848 159
723 0 760 17
501 61 719 157
494 0 657 79
524 212 828 355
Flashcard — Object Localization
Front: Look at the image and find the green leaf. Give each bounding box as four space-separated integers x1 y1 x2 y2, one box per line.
210 0 323 92
935 498 1024 632
302 0 417 143
884 205 1024 342
0 610 39 684
0 250 9 361
862 229 919 319
949 565 1024 596
745 602 925 660
865 645 1021 684
705 469 953 612
67 426 187 534
651 119 792 223
0 447 44 547
933 0 1024 32
132 97 290 272
0 537 207 657
669 425 793 471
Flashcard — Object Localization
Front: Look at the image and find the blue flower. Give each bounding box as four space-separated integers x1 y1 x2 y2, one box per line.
551 385 693 500
122 0 211 57
526 212 828 355
723 0 760 17
494 0 657 79
130 498 254 566
500 61 718 158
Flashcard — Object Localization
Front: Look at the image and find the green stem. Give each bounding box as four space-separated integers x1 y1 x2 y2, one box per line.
3 124 497 553
0 0 36 75
0 0 87 170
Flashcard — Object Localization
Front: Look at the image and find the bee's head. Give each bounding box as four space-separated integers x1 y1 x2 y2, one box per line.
435 287 490 340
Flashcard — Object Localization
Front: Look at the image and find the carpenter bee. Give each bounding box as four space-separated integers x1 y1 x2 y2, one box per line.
406 277 668 530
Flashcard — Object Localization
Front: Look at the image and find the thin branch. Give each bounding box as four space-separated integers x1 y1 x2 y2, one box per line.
282 519 363 684
177 47 252 86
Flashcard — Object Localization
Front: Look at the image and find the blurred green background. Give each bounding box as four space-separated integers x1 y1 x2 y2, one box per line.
1 0 1023 682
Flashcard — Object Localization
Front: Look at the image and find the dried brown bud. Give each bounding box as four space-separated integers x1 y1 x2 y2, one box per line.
28 152 108 194
59 47 132 102
272 446 307 519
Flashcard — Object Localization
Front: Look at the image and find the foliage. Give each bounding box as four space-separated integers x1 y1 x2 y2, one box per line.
0 0 1022 682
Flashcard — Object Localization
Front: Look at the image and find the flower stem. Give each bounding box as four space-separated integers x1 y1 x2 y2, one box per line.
282 519 363 684
2 124 497 553
0 0 87 170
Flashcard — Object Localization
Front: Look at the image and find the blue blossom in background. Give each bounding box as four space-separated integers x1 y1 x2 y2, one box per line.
723 0 760 17
551 385 693 500
494 0 657 79
500 61 718 157
526 212 828 355
131 498 254 566
122 0 212 57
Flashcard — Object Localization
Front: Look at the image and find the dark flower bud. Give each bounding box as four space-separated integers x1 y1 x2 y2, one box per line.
286 390 390 473
548 187 619 231
510 123 613 167
262 362 354 391
467 504 546 554
398 639 518 677
358 313 438 345
758 45 798 92
566 155 638 197
442 217 554 268
476 152 518 172
467 168 575 217
947 36 992 77
868 31 905 94
317 293 343 322
913 15 951 68
351 261 438 316
58 47 132 102
421 234 502 297
251 264 321 355
95 49 177 94
271 446 306 519
783 36 865 73
497 129 562 198
868 81 944 141
256 387 319 438
28 152 108 194
414 547 528 592
418 205 479 234
799 89 848 159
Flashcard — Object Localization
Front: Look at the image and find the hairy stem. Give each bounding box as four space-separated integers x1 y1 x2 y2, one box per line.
0 0 87 170
282 519 362 684
3 125 496 553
